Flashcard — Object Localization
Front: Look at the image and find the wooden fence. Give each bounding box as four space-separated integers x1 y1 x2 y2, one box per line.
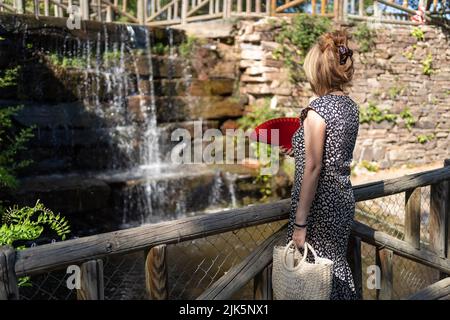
0 160 449 300
0 0 448 26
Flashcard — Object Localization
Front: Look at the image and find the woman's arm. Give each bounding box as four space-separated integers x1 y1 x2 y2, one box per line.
292 109 326 248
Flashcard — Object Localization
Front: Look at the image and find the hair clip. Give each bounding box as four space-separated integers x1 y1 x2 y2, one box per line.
338 46 353 65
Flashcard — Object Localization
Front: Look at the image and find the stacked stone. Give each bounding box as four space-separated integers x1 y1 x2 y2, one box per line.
234 18 449 169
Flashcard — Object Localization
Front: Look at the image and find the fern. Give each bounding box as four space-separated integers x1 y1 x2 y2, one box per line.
0 106 34 189
0 200 70 246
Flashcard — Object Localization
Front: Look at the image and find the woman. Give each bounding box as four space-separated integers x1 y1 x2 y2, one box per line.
280 30 359 300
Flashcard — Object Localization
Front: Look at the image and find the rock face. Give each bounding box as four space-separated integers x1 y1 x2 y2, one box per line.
234 17 450 168
0 15 243 176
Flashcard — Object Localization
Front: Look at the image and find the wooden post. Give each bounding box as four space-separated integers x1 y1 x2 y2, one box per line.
405 188 421 249
54 0 63 17
15 0 24 14
181 0 188 24
373 0 380 19
76 259 104 300
430 161 448 259
312 0 316 14
439 159 450 279
145 245 169 299
358 0 364 16
44 0 50 16
376 248 393 300
343 0 348 21
96 0 102 21
106 5 114 22
270 0 275 15
0 246 19 300
253 263 272 300
137 0 145 24
81 0 89 20
321 0 327 15
347 236 363 299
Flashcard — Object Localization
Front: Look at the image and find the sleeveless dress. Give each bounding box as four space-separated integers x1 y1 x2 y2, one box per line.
286 94 360 300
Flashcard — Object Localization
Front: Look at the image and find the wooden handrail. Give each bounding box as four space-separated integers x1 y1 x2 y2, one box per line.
12 164 450 277
197 220 450 300
406 277 450 300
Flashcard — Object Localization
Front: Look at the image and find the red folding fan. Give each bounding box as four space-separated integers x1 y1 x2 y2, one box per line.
249 117 300 150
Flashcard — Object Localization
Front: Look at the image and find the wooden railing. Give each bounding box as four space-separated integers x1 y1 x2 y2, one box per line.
0 0 448 26
0 160 449 300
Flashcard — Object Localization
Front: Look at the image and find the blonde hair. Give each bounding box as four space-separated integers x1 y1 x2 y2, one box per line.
303 30 354 97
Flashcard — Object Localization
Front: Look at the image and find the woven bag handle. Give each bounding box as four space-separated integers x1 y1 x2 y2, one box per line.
282 241 318 272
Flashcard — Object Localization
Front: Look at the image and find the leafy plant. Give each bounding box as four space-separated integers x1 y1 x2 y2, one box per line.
47 54 86 69
179 35 205 59
399 107 416 131
417 133 434 144
274 14 330 82
102 50 122 62
0 67 20 88
237 98 283 131
359 160 379 172
422 53 433 76
0 106 71 287
0 106 34 189
388 85 403 99
353 23 375 53
411 27 425 41
359 102 397 124
152 42 169 55
0 200 70 248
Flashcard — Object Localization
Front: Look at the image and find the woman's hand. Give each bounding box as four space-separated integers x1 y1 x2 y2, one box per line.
292 227 306 249
279 146 294 157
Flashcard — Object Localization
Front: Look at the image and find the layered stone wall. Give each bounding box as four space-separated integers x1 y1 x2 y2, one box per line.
234 18 450 169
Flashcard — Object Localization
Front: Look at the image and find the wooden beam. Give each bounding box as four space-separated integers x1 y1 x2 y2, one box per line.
405 188 421 249
253 264 272 300
352 221 450 274
15 199 291 276
197 225 286 300
76 259 104 300
13 165 450 277
347 236 363 299
0 246 19 300
353 166 450 202
430 179 447 258
376 248 393 300
275 0 307 13
145 245 168 299
406 277 450 300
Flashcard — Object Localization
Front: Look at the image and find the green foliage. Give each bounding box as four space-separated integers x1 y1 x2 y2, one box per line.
353 23 375 53
399 108 416 131
411 27 425 41
417 133 434 144
47 54 86 69
359 102 397 124
274 14 330 82
152 42 169 55
403 50 414 60
102 50 122 62
0 200 70 247
422 53 433 76
388 85 403 99
0 66 20 88
359 160 379 172
179 36 205 59
0 106 34 189
237 98 283 131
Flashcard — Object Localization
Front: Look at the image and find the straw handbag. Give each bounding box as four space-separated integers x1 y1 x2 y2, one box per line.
272 241 333 300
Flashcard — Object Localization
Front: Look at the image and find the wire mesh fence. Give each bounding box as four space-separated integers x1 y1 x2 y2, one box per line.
18 184 442 300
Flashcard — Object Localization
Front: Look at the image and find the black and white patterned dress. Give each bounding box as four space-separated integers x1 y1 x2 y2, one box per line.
286 94 360 300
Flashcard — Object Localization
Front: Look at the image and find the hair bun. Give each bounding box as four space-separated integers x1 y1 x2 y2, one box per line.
318 30 349 52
